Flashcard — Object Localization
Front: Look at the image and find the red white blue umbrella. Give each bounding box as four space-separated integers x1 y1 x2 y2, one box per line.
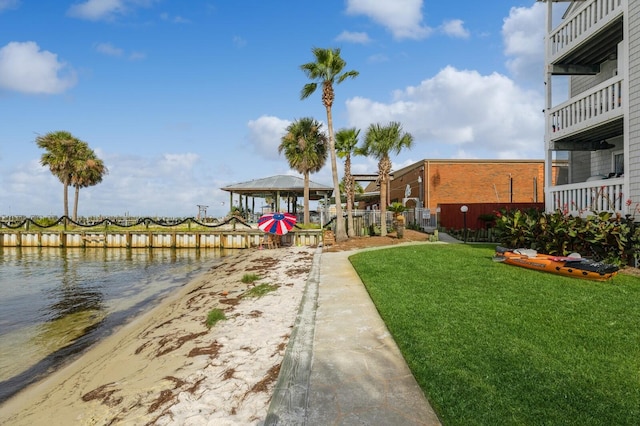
258 212 297 235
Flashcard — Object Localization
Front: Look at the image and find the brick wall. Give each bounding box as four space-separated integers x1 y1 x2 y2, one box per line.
361 159 561 212
424 162 543 210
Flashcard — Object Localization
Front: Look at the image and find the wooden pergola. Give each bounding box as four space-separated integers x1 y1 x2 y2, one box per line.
220 175 334 218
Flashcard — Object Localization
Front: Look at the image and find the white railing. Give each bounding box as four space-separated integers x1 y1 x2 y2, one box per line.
549 0 623 61
549 76 622 138
549 178 625 215
315 208 438 233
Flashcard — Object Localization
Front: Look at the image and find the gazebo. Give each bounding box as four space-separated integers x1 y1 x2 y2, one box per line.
220 174 334 219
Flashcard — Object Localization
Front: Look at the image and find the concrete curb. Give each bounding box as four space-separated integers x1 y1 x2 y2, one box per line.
264 246 322 425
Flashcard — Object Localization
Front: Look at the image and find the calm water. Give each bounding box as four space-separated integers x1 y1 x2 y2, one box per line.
0 247 239 403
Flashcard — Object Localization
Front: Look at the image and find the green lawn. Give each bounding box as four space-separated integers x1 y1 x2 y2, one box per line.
350 243 640 426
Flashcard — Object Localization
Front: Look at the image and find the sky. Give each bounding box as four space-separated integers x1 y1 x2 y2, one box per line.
0 0 569 218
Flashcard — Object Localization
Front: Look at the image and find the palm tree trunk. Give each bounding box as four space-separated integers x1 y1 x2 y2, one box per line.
303 172 310 225
325 106 346 242
73 185 80 222
345 159 355 237
63 180 70 219
346 199 355 237
380 177 388 236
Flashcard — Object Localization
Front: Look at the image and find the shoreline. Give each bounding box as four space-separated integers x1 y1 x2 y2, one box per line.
0 245 316 425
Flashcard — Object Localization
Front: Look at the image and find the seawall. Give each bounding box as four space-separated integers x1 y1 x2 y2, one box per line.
0 230 322 249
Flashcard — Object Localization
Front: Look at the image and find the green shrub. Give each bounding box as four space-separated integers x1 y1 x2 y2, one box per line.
494 208 639 266
242 283 278 298
206 308 226 328
241 273 260 283
388 202 407 214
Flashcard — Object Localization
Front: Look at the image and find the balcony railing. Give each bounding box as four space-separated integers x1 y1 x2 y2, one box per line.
549 178 625 215
549 0 623 62
549 76 622 138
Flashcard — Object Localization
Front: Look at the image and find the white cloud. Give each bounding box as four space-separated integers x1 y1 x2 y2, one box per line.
172 16 189 24
345 0 431 40
0 0 20 13
246 115 291 161
233 36 247 48
346 66 545 159
94 42 146 61
95 42 124 57
0 41 77 94
158 153 200 176
128 51 146 61
68 0 126 21
67 0 157 22
160 12 190 24
502 3 546 84
335 31 371 44
367 53 389 63
0 150 234 218
440 19 470 39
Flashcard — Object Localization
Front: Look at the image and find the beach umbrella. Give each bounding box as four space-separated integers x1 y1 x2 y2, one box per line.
258 212 297 235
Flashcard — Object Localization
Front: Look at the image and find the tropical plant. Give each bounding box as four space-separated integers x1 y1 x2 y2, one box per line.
389 201 407 238
36 131 86 219
279 117 328 225
494 208 638 265
70 145 108 221
361 122 414 236
335 127 361 237
388 201 407 215
36 131 107 221
300 47 359 242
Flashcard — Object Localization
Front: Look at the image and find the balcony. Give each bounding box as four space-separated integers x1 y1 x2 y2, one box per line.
549 0 623 64
549 178 625 215
549 76 622 140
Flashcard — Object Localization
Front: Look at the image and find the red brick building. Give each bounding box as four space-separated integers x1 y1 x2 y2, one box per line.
358 159 567 211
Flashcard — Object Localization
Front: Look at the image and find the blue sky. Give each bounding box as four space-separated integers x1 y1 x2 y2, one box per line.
0 0 567 218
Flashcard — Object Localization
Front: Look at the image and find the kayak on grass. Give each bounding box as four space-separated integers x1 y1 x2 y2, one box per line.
493 246 619 281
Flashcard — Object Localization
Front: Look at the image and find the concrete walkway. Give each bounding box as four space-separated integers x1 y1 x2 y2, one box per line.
266 239 446 425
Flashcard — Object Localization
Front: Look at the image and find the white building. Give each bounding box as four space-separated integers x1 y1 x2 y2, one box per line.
542 0 632 215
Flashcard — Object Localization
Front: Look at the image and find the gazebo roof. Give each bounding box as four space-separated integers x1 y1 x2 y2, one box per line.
221 174 334 200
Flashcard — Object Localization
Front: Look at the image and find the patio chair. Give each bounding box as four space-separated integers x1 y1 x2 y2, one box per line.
261 233 278 249
323 229 335 248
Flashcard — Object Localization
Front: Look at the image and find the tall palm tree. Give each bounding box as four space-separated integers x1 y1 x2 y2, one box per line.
335 127 361 237
300 47 358 242
279 117 328 225
71 146 108 221
36 131 85 218
361 122 414 236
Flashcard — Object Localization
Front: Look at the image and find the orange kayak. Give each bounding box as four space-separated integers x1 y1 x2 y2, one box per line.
493 246 619 281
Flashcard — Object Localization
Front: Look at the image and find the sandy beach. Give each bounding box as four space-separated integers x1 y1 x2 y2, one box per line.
0 245 316 426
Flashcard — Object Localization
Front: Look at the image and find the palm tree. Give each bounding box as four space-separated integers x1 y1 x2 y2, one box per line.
279 117 328 225
300 47 358 242
36 131 85 219
335 127 361 237
361 122 414 236
71 146 108 221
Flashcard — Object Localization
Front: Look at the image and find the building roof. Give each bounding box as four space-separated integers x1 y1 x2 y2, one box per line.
221 174 334 200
